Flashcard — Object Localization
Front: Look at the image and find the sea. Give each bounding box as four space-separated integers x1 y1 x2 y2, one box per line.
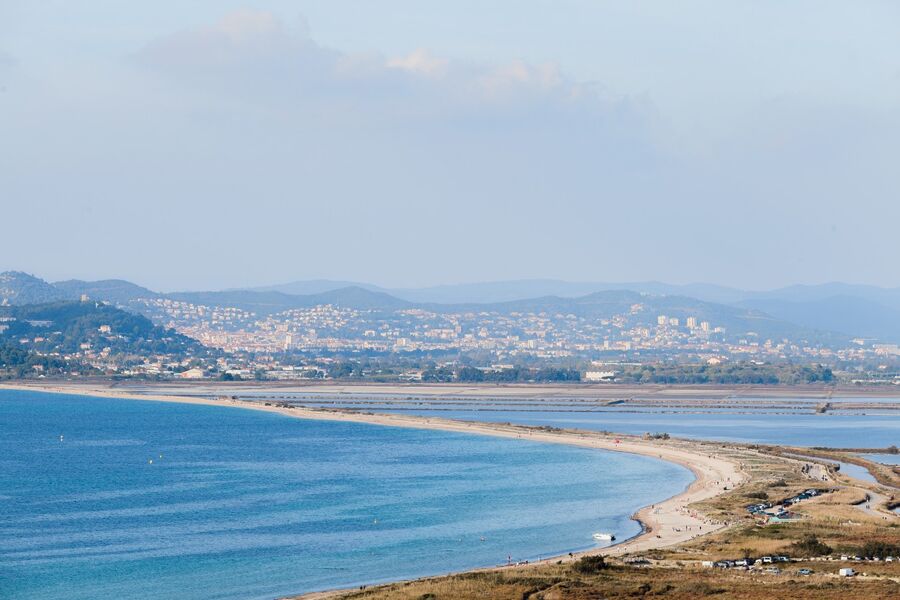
0 390 692 600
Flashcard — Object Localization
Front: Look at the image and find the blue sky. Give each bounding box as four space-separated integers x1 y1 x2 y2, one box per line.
2 1 899 291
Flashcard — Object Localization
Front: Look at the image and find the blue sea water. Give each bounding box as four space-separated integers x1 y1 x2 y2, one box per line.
0 391 691 600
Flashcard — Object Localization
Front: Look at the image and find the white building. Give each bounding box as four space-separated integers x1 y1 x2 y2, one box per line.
584 370 616 382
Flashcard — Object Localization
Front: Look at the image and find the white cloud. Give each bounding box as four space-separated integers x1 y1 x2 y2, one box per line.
133 10 641 123
214 9 283 40
387 49 449 77
3 5 900 288
136 10 328 74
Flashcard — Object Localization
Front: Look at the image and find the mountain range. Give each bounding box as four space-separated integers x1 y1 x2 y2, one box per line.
251 278 900 310
3 271 900 344
250 278 900 342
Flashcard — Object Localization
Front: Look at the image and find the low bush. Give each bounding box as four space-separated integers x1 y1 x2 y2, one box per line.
681 581 725 596
857 541 900 559
573 555 607 574
789 535 832 557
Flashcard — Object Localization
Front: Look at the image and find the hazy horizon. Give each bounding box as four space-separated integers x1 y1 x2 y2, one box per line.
5 268 900 296
3 1 900 291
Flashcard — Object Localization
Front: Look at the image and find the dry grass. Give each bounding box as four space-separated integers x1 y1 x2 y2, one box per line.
326 563 900 600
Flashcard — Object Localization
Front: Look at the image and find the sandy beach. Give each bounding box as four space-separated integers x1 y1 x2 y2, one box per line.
1 381 752 597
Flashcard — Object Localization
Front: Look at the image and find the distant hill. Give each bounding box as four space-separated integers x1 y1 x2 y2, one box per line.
305 286 411 310
166 286 839 342
246 279 390 296
2 273 410 316
744 283 900 312
392 279 609 303
0 272 70 305
53 279 161 305
0 301 211 357
167 289 304 313
1 271 893 345
170 286 411 314
387 279 900 308
433 290 841 344
390 279 750 304
643 293 838 343
739 295 900 342
242 278 752 304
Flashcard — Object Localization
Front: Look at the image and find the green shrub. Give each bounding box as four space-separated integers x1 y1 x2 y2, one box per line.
573 555 607 574
789 535 832 556
857 541 900 559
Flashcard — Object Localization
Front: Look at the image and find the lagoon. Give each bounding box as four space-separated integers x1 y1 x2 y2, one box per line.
369 408 900 448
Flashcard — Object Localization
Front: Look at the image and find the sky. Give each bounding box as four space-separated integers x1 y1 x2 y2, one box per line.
1 1 899 292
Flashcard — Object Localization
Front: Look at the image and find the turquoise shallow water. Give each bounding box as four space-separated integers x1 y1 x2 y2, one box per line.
0 390 691 600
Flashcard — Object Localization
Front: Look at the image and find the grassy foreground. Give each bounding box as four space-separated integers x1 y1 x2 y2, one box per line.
325 561 898 600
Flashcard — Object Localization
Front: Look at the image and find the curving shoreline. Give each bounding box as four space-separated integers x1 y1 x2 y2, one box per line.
0 382 750 594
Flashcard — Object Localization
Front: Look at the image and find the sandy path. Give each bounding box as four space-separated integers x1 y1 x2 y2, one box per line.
1 382 748 560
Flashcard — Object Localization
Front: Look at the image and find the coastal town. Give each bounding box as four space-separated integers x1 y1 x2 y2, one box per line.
3 289 900 384
3 271 899 384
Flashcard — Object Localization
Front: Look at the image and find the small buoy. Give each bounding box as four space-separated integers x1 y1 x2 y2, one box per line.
159 454 163 459
148 459 153 464
373 519 378 525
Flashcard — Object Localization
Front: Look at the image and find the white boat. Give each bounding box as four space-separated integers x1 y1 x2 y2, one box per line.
592 532 615 541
